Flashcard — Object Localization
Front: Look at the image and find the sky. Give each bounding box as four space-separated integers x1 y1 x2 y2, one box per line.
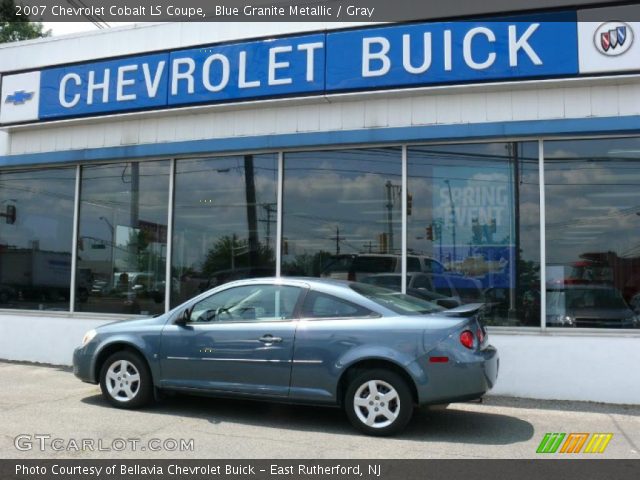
42 22 135 37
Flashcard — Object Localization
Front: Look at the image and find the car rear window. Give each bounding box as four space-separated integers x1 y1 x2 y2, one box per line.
350 283 444 315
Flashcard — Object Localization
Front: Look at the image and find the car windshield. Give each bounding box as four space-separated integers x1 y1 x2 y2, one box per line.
350 283 444 315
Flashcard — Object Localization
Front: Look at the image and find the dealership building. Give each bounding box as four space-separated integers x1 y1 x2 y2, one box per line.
1 4 639 404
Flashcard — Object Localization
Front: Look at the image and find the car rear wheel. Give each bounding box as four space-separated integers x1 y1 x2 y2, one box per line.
344 369 413 436
99 351 152 409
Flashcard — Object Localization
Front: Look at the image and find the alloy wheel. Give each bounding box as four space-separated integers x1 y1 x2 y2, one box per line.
353 379 400 429
105 359 141 402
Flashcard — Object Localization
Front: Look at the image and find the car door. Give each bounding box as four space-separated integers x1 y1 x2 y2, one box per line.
159 283 304 397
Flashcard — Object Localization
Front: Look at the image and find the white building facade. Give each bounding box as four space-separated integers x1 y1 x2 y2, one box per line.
1 10 639 404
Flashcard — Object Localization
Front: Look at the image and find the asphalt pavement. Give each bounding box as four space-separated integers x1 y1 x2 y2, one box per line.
0 360 638 459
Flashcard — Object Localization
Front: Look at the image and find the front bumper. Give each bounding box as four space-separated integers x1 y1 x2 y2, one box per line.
417 345 499 405
73 345 98 384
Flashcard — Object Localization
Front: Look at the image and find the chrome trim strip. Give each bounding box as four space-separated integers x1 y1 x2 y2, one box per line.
166 356 288 363
69 164 80 313
539 139 546 330
165 157 175 313
165 356 324 364
276 151 284 277
401 144 408 295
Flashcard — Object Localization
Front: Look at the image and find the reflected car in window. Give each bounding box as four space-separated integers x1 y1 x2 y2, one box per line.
73 278 498 436
360 273 462 309
546 285 640 329
321 254 445 282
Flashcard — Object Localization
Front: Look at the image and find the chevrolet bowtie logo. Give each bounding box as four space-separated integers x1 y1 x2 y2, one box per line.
5 90 34 105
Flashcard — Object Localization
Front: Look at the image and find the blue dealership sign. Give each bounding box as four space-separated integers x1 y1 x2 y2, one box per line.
167 34 325 106
40 53 170 119
5 11 583 124
326 12 578 90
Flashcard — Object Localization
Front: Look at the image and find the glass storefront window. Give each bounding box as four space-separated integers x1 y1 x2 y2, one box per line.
281 148 403 284
0 168 76 310
171 154 278 306
545 137 640 329
407 142 540 325
76 161 170 315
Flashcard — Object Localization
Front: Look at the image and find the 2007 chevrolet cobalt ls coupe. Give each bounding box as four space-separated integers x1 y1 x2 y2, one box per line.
74 278 498 436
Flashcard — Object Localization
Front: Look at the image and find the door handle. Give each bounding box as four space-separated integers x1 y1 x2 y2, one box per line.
259 335 282 343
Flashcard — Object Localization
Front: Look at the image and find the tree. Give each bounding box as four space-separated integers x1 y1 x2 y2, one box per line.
0 0 50 43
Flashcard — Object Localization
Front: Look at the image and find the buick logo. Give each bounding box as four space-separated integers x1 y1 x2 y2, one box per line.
594 21 634 56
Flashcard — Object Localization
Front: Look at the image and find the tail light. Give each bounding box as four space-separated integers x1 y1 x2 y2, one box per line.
460 330 474 349
476 327 485 344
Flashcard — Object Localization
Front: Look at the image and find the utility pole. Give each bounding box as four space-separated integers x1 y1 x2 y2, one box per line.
259 203 277 247
330 226 344 255
384 181 402 253
244 155 259 268
445 179 457 264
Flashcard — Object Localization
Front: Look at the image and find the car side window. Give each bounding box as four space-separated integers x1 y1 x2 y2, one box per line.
301 291 373 319
189 285 301 323
407 257 421 272
413 275 432 289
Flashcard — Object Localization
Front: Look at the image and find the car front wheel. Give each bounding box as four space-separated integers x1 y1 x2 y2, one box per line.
344 369 413 436
99 351 152 409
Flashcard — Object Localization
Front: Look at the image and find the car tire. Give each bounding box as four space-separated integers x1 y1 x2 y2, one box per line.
344 369 414 436
99 350 153 409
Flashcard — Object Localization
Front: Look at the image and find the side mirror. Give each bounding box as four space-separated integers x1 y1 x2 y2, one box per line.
175 308 191 326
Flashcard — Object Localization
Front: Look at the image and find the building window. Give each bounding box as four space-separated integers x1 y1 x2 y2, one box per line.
76 161 170 315
0 167 76 310
281 148 403 284
171 154 278 307
545 137 640 329
407 142 540 326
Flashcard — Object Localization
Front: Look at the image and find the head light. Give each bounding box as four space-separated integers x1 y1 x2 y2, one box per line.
81 329 97 346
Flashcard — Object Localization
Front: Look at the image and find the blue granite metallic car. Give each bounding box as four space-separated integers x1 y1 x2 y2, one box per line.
73 278 498 436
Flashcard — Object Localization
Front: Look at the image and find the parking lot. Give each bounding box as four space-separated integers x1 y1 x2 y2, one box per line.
0 360 638 459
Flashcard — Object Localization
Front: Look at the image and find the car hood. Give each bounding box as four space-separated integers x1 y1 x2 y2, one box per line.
96 314 168 332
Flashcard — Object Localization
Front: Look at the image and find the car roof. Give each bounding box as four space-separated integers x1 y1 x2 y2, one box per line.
218 276 353 289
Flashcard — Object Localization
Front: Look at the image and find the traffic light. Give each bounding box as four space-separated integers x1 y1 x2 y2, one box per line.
407 194 413 216
4 205 16 224
426 225 433 241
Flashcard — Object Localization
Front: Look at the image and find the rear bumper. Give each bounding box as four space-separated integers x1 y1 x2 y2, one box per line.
417 345 499 405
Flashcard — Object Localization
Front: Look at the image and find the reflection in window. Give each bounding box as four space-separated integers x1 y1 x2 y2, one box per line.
407 143 540 326
171 155 278 306
282 148 402 285
76 161 169 315
0 168 75 310
545 137 640 329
